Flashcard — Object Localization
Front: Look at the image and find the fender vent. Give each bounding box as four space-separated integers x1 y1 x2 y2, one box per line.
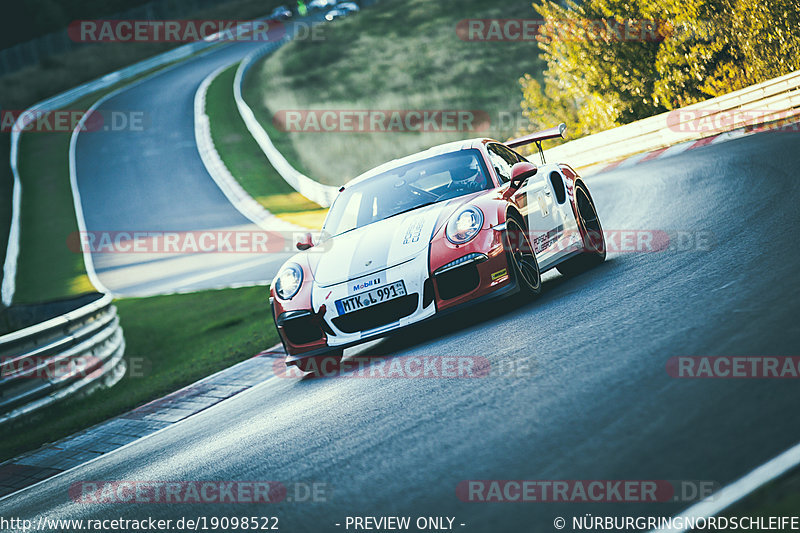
549 172 566 204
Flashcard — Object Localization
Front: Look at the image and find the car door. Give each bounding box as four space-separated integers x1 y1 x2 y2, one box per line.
511 146 579 267
487 143 562 267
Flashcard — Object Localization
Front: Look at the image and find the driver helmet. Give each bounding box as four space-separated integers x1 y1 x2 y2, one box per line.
451 156 484 190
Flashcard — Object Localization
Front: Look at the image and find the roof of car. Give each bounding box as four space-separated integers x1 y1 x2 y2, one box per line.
344 138 497 188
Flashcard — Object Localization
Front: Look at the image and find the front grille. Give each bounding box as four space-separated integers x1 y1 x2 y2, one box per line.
281 315 325 345
332 294 419 333
435 263 480 300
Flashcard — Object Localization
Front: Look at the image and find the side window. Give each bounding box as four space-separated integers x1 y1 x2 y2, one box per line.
486 144 514 183
495 144 522 166
509 147 529 163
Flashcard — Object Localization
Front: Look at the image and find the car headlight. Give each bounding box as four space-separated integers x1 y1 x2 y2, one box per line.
446 206 484 244
275 263 303 300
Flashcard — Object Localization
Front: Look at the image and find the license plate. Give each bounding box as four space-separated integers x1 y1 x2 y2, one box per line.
335 281 406 315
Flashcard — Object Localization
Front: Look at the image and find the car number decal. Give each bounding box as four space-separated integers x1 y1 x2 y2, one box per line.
402 219 425 244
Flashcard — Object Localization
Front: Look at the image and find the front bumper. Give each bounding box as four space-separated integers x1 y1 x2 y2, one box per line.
282 278 519 364
275 227 516 363
312 251 436 347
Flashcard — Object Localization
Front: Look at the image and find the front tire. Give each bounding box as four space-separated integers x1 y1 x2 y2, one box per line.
504 217 542 298
557 182 606 277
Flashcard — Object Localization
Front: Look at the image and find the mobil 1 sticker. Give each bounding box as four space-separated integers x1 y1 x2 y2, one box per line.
348 271 386 295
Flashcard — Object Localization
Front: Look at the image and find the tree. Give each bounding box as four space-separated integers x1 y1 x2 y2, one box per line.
520 0 800 137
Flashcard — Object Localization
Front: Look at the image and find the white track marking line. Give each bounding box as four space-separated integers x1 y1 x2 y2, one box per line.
69 107 112 295
651 440 800 532
3 38 239 305
69 60 222 296
140 254 274 294
1 165 21 305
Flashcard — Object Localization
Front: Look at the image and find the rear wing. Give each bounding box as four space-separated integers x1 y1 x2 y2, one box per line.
506 122 566 164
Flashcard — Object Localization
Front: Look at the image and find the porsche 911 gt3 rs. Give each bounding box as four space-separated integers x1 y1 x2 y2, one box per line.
270 123 606 372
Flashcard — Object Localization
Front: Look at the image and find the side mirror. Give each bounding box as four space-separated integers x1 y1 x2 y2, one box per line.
509 162 538 190
502 161 538 198
296 232 314 251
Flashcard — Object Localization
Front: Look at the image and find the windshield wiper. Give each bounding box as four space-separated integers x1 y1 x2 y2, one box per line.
385 201 438 219
328 201 439 239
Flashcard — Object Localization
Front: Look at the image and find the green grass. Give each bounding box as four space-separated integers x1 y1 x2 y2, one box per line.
14 118 92 304
205 63 326 224
242 0 547 186
0 285 278 463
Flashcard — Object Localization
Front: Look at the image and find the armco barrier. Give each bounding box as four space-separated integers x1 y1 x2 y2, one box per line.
234 1 391 207
0 293 126 425
544 70 800 169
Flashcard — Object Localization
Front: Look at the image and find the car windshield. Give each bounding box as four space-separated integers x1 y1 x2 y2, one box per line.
322 149 491 237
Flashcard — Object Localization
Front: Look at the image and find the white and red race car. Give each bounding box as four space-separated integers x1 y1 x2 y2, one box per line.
270 124 606 372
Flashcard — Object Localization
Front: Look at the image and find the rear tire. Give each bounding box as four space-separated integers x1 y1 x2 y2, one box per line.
504 217 541 298
290 350 344 375
557 182 606 277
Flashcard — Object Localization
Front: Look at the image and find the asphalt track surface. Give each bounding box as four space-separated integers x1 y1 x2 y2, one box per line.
3 129 799 531
74 37 293 296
